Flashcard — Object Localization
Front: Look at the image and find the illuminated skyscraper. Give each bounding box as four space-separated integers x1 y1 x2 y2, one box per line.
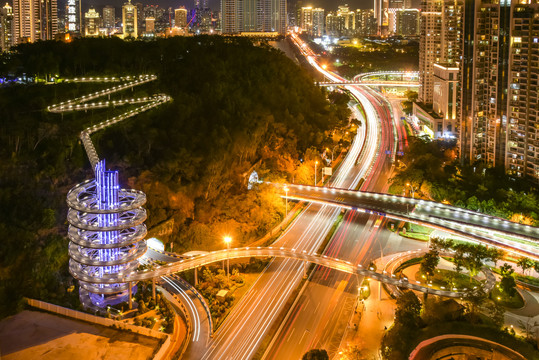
418 0 462 104
221 0 286 34
175 7 187 28
102 5 115 29
505 1 539 180
65 0 81 33
122 0 137 38
396 8 419 36
12 0 57 43
355 9 377 36
0 3 14 51
84 8 100 36
145 16 154 33
300 6 324 36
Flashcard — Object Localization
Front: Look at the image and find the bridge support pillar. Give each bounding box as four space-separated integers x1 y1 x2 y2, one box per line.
303 261 307 279
152 278 156 301
128 282 133 310
194 268 198 286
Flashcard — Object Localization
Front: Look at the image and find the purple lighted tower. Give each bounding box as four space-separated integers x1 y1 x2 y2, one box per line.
67 160 148 308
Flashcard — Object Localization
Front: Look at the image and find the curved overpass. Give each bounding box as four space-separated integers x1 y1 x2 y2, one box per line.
281 184 539 260
70 246 495 299
318 71 420 87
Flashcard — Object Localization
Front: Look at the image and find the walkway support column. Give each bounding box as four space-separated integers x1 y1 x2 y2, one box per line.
194 268 198 286
303 261 307 279
152 278 156 301
128 282 133 310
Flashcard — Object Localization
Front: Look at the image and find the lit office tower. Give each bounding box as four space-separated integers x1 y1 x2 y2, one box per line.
66 0 81 33
1 3 14 52
84 8 100 36
396 8 419 36
12 0 57 42
506 1 539 180
175 7 187 28
122 0 137 38
102 5 115 29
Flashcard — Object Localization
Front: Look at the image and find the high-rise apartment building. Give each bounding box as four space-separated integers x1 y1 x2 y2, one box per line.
355 9 377 36
299 6 312 33
221 0 286 34
418 0 462 104
40 0 57 39
460 0 510 166
312 7 324 36
337 4 354 34
299 6 324 36
221 0 240 33
122 0 137 38
84 7 100 36
396 8 419 36
1 3 14 52
418 0 442 104
325 5 355 36
175 7 187 28
102 5 115 29
12 0 57 43
506 1 539 180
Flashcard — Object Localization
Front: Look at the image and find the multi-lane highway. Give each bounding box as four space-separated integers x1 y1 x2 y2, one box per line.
282 185 539 261
264 34 405 359
188 34 388 360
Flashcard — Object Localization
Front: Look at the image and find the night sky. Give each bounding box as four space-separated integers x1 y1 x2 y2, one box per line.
81 0 374 13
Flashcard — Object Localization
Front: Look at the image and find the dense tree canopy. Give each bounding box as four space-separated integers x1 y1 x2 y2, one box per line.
0 36 351 317
391 136 539 224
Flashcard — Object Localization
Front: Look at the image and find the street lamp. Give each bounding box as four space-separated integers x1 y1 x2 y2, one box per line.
224 236 232 281
406 183 417 199
283 186 289 218
315 161 318 186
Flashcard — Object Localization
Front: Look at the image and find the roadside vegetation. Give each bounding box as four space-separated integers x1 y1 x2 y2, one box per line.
381 290 539 360
0 36 351 317
390 135 539 225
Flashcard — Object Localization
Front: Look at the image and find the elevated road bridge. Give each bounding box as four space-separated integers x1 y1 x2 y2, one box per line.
70 246 495 299
319 71 419 87
281 184 539 260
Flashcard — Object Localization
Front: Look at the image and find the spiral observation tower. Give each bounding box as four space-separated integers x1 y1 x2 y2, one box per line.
67 160 148 307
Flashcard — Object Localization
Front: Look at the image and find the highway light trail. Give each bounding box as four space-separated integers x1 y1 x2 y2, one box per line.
196 33 385 360
162 275 201 342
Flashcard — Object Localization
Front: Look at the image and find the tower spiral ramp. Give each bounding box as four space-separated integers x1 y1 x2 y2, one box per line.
67 160 148 307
